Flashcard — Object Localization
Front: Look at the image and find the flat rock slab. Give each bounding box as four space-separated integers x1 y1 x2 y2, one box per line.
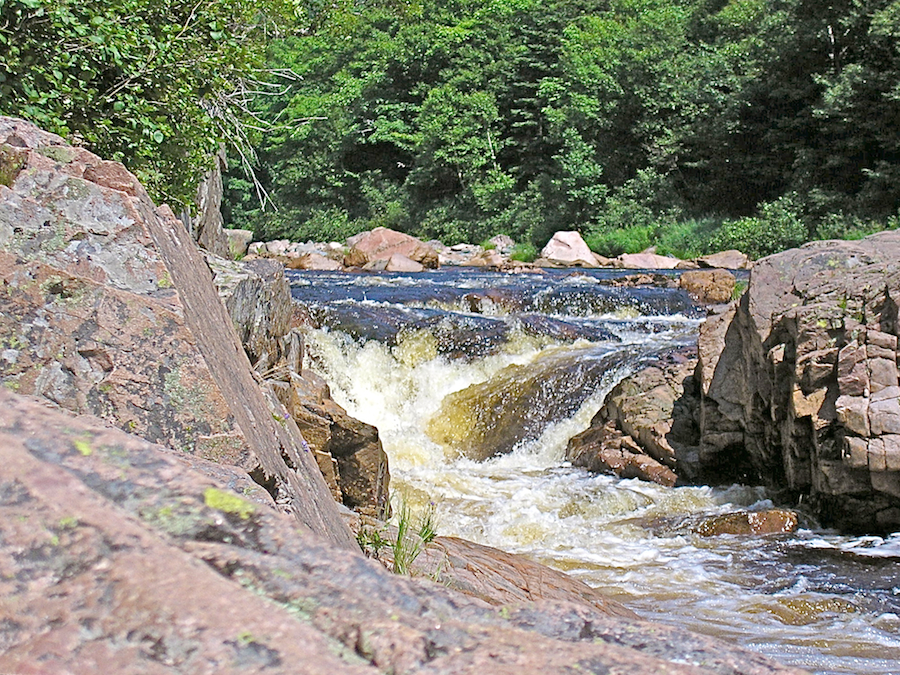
0 389 807 675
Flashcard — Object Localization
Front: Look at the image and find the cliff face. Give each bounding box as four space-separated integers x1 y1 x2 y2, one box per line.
699 232 900 531
0 115 355 549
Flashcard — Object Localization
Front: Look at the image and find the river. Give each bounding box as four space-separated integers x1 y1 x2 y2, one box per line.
289 267 900 675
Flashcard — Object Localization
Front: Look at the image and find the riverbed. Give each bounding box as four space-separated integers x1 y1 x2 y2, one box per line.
290 267 900 675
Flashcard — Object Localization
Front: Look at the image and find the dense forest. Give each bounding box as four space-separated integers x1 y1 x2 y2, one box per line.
221 0 900 259
2 0 899 259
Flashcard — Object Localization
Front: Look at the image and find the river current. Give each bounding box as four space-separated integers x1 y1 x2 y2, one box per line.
289 267 900 675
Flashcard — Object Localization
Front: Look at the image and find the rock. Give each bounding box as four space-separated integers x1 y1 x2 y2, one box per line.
695 250 751 270
679 269 737 305
223 227 254 258
539 231 598 267
346 227 439 269
427 346 632 461
488 234 515 253
698 232 900 532
383 252 425 273
265 238 293 256
207 248 389 518
207 256 293 368
692 510 799 536
566 421 678 486
0 389 808 675
286 251 345 271
617 251 682 269
180 147 230 258
0 115 354 549
462 248 507 268
413 536 638 619
272 370 391 519
566 347 700 487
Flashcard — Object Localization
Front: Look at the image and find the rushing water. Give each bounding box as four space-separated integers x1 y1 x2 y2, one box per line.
289 267 900 675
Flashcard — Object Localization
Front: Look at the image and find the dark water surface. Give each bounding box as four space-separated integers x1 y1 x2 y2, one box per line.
290 268 900 675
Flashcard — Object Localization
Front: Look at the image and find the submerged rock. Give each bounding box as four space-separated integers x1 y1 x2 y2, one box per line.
428 344 643 461
692 509 800 537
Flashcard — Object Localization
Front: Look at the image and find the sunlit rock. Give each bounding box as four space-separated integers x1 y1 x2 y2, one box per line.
679 269 736 305
538 230 598 267
695 249 751 270
346 226 439 269
0 115 355 548
616 251 682 269
699 232 900 532
223 227 254 258
286 251 345 270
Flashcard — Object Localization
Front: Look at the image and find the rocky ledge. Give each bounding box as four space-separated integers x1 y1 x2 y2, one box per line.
570 231 900 533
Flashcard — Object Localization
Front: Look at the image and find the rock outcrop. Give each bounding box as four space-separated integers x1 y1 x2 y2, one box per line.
566 348 700 486
208 255 391 518
698 232 900 532
0 389 807 675
345 227 440 269
0 116 354 548
538 230 599 267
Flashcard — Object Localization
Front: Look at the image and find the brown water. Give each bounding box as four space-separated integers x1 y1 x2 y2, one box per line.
292 268 900 675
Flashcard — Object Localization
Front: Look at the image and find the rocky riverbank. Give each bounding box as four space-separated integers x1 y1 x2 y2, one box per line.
567 234 900 533
0 117 809 673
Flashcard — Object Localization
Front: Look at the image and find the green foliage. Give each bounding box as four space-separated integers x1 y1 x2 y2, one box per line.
708 194 809 260
509 242 537 262
356 497 438 576
0 0 299 208
392 498 438 575
218 0 900 251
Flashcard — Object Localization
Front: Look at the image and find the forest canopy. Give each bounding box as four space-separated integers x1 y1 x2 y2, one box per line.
2 0 899 257
222 0 900 258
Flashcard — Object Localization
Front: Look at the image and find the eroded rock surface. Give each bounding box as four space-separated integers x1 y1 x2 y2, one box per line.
0 390 807 675
566 347 699 486
0 115 354 548
699 232 900 531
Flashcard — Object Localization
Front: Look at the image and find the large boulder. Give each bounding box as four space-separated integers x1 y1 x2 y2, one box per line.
566 348 700 486
617 251 682 269
679 269 737 305
538 230 598 267
698 231 900 532
695 249 751 270
0 389 806 675
0 116 354 549
345 227 439 269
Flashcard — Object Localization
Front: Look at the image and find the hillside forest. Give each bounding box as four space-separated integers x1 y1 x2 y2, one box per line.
2 0 900 259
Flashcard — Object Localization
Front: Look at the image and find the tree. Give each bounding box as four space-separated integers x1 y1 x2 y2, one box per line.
0 0 298 207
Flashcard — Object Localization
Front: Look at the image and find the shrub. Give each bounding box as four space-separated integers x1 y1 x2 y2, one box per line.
708 194 808 259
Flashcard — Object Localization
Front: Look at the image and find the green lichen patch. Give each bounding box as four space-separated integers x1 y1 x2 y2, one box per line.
36 145 76 164
74 440 93 456
203 487 256 520
0 145 27 187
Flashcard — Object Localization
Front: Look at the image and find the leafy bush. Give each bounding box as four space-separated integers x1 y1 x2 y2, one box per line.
584 225 653 257
509 242 538 262
708 195 809 259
